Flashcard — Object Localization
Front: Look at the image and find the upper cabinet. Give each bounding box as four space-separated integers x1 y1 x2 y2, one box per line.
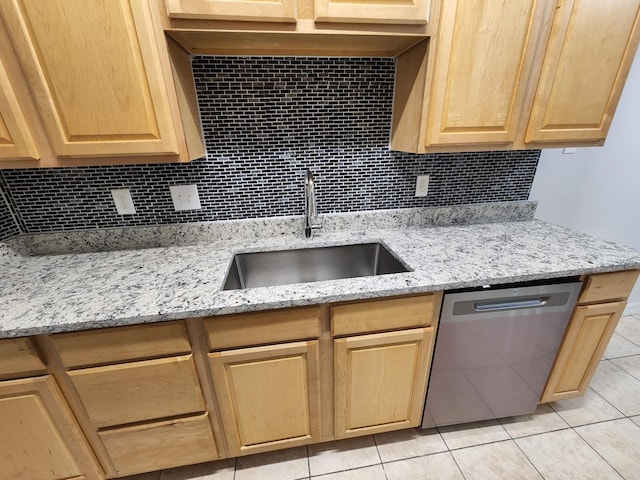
0 54 39 162
165 0 298 22
314 0 429 24
391 0 640 152
424 0 547 147
525 0 640 144
0 0 204 168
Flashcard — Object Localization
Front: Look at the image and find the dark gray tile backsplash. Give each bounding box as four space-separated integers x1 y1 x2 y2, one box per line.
0 57 539 236
0 180 20 241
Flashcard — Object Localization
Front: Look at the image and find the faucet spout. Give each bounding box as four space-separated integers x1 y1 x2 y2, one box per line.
304 169 322 238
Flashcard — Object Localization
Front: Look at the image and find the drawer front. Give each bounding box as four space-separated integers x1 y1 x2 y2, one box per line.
331 294 439 336
578 270 640 304
99 413 218 477
52 321 191 368
0 337 45 378
69 355 205 428
205 306 320 350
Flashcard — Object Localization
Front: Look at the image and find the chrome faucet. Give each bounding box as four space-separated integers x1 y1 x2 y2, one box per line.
304 169 322 238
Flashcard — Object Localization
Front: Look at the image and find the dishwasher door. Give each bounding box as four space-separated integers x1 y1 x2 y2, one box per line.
422 281 582 428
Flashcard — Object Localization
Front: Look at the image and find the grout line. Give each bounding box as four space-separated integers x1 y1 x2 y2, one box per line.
511 437 548 480
572 422 627 479
370 434 388 480
232 456 237 480
447 450 469 480
306 444 311 479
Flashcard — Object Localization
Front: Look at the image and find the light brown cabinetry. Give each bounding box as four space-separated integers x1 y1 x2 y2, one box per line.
0 52 39 162
50 321 219 478
541 270 640 403
0 0 203 168
526 0 640 144
314 0 429 24
205 307 322 456
334 328 434 437
0 376 101 480
392 0 640 152
331 293 440 438
165 0 297 22
422 0 547 148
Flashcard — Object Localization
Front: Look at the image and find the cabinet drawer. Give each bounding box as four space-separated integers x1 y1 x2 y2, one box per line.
69 355 205 428
99 413 218 477
331 294 440 336
52 321 191 368
205 306 320 350
0 337 45 378
578 270 640 304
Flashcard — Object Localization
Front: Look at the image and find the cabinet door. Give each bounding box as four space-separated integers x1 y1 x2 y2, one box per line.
334 327 434 438
425 0 549 147
0 376 101 480
165 0 297 22
541 302 626 403
315 0 429 24
0 50 39 161
526 0 640 144
209 341 321 456
0 0 180 158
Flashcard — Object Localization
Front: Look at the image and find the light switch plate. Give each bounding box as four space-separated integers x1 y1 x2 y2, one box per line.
415 175 430 197
170 184 202 211
111 189 136 215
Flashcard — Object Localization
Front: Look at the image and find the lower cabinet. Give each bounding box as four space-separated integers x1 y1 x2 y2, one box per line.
0 376 101 480
210 340 321 456
541 301 626 402
334 327 434 438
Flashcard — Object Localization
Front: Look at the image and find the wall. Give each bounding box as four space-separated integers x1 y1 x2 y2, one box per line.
529 48 640 305
0 57 539 235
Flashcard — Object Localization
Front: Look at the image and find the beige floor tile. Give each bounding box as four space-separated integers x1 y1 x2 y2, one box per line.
235 446 308 480
603 333 640 359
499 404 569 438
515 429 622 480
159 459 235 480
616 316 640 345
576 418 640 480
590 360 640 416
549 388 624 427
438 419 509 450
451 440 542 480
374 427 447 463
308 436 380 477
611 354 640 380
312 464 386 480
384 452 464 480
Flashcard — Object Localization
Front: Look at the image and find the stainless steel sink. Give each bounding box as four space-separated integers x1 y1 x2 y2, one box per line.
223 242 410 290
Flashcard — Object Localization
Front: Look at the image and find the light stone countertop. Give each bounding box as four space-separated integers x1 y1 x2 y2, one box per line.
1 202 639 338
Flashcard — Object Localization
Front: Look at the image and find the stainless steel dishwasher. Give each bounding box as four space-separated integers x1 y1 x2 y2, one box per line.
422 279 582 428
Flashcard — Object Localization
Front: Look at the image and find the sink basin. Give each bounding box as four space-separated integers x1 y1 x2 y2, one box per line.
223 242 410 290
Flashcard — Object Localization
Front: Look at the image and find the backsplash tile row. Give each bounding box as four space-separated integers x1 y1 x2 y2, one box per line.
0 179 20 241
0 57 540 235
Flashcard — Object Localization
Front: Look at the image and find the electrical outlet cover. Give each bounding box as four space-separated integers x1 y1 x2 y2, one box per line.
111 189 136 215
170 184 202 211
415 175 430 197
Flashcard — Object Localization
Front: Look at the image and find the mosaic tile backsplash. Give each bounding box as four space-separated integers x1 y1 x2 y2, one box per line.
0 57 540 238
0 182 19 241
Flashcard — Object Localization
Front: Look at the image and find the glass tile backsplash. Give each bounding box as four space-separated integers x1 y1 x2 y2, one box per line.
0 57 539 238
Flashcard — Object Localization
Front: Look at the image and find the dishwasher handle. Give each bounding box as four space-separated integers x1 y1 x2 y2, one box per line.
474 297 549 312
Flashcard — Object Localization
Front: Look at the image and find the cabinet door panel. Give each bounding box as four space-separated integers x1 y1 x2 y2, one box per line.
426 0 547 146
210 341 321 456
99 413 218 477
315 0 429 24
165 0 297 22
334 327 434 438
69 354 205 428
541 302 626 402
526 0 640 143
0 376 100 480
0 0 179 158
0 45 39 161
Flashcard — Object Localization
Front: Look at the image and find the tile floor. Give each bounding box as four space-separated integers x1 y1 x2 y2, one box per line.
124 314 640 480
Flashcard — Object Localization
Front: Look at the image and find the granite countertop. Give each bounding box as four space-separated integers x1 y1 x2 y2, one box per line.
1 201 639 339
